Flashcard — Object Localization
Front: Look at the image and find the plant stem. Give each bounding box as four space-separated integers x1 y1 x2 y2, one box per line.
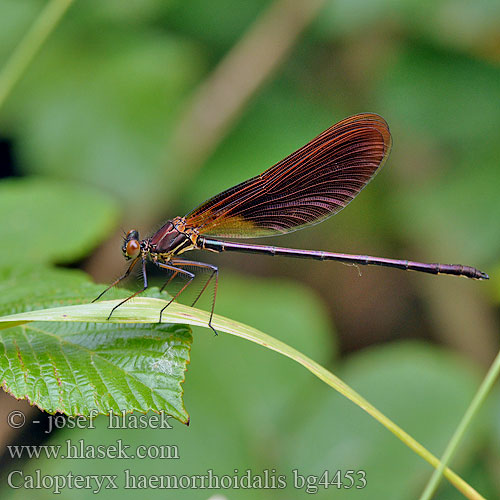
0 0 74 112
419 349 500 499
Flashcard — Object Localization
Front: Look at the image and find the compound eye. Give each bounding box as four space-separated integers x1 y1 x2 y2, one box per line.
125 239 140 259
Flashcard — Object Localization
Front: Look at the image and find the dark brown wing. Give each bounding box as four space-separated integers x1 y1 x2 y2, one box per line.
185 113 392 238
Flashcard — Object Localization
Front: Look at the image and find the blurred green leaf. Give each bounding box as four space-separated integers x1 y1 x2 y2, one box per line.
376 44 500 264
75 0 174 25
0 177 119 266
315 0 396 37
379 45 500 148
316 0 500 53
0 414 275 500
490 385 500 460
390 148 500 263
215 273 336 361
0 21 203 216
167 0 270 49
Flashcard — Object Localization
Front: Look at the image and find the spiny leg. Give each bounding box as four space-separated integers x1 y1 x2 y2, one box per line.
107 259 148 320
156 262 195 324
159 268 180 293
92 256 140 303
171 259 219 335
188 266 218 309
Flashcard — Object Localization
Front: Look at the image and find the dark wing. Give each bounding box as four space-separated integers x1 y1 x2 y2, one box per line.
185 113 391 238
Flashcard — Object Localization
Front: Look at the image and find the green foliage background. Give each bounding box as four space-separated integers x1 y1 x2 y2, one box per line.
0 0 499 498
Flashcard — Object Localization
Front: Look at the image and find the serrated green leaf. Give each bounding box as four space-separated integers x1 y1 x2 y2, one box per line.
0 177 119 266
1 321 191 422
0 266 192 422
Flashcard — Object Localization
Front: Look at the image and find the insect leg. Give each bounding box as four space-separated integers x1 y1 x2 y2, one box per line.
171 259 219 336
159 268 181 293
106 259 148 319
92 256 140 303
156 262 195 324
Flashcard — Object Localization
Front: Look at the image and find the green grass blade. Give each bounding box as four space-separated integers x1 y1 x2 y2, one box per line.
0 0 74 110
419 349 500 499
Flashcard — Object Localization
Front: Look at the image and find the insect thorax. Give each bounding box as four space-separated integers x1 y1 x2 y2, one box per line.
147 217 198 262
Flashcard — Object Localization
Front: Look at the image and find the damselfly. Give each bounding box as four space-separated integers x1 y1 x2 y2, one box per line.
94 114 488 333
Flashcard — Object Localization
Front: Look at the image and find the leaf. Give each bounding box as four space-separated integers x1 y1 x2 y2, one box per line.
379 45 500 149
389 147 500 263
377 46 500 263
0 266 192 422
0 265 127 317
0 177 119 266
1 321 191 422
166 0 269 47
1 23 203 216
315 0 500 53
